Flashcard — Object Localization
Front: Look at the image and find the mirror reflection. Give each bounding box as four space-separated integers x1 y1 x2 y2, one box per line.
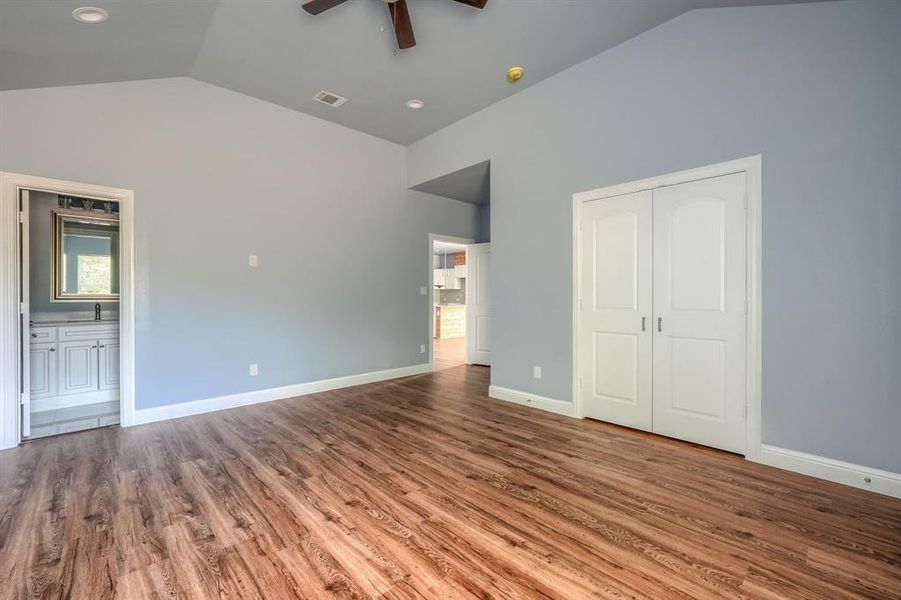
53 212 119 301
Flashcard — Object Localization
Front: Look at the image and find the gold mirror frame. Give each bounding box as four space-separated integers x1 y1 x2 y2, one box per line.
51 210 120 303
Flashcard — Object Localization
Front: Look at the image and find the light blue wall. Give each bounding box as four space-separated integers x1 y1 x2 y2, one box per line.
477 204 490 243
1 77 478 409
407 0 901 472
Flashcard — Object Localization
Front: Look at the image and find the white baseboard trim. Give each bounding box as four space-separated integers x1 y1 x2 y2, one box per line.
488 385 576 418
132 363 430 426
754 444 901 499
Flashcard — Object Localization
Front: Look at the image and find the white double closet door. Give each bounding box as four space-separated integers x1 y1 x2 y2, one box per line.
580 173 747 454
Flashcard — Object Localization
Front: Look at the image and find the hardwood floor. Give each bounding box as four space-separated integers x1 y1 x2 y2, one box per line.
433 337 466 371
1 365 900 599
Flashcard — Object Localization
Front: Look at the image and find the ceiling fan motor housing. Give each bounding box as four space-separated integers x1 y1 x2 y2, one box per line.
302 0 488 50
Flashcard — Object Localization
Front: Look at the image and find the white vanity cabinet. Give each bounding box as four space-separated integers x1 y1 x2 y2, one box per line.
29 343 58 400
99 340 120 391
58 340 99 395
29 322 119 411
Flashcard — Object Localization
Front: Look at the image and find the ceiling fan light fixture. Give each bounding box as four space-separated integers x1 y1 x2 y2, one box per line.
72 6 109 23
406 99 424 109
303 0 486 50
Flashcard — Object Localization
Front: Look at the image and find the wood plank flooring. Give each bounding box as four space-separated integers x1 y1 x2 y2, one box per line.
1 365 900 599
433 337 466 371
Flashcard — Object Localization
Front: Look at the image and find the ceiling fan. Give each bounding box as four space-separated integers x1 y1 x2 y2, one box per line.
302 0 488 50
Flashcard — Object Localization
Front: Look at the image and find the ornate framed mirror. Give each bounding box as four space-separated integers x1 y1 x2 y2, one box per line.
51 211 120 302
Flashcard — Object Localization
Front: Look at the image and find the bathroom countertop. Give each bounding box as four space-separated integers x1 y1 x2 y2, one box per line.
31 319 119 326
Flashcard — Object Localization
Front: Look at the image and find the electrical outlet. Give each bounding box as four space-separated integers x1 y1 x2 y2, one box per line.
419 286 428 296
248 254 258 267
533 366 542 379
420 344 426 354
249 363 259 376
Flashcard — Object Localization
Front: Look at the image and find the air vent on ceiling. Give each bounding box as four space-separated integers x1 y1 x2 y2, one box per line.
312 90 348 108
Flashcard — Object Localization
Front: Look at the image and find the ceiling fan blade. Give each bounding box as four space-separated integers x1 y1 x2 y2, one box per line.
302 0 351 16
449 0 488 8
388 0 416 49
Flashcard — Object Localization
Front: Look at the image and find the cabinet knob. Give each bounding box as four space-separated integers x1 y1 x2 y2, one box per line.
99 345 105 348
91 345 98 349
31 333 37 338
49 347 56 352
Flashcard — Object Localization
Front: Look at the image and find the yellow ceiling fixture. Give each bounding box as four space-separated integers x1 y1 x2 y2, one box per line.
506 66 524 83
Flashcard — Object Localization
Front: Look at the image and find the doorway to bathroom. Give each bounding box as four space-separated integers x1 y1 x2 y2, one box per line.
21 189 121 438
0 172 136 448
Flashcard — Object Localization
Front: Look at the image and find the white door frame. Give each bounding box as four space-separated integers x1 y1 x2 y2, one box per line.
0 172 136 449
428 233 473 371
572 155 762 460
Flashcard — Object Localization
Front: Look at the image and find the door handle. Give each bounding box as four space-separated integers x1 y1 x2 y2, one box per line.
641 317 646 332
657 317 662 332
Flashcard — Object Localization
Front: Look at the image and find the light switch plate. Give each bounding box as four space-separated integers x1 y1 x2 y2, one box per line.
249 254 258 267
420 344 426 354
249 363 259 376
420 286 428 296
533 366 542 379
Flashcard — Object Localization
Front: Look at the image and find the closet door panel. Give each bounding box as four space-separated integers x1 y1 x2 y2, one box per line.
580 190 653 430
652 173 747 454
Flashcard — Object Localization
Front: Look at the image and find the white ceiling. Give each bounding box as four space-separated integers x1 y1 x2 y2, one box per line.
0 0 831 145
434 240 466 255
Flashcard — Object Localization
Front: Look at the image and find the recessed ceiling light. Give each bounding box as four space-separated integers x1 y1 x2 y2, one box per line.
72 7 109 24
406 99 424 109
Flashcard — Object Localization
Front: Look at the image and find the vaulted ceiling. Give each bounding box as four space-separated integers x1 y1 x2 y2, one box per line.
0 0 830 144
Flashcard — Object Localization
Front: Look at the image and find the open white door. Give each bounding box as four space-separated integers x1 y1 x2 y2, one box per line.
18 189 30 439
466 243 491 365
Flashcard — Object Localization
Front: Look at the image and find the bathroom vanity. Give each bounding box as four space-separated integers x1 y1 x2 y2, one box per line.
29 319 120 437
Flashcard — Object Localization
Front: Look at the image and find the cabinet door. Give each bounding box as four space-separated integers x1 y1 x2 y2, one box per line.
98 340 120 391
30 343 58 400
445 269 459 290
58 340 98 396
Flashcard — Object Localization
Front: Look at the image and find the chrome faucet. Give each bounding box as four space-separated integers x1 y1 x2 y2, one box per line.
94 303 101 321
